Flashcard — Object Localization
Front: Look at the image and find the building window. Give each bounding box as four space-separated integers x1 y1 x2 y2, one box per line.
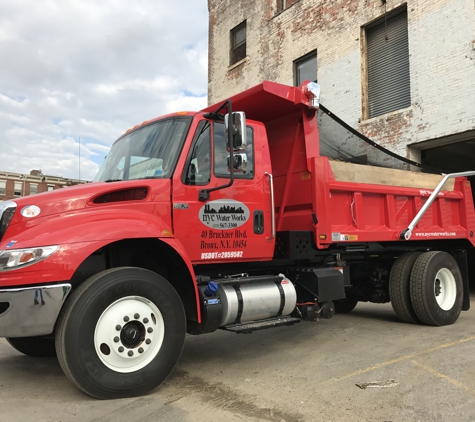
277 0 298 13
365 7 410 119
0 180 5 196
29 183 38 195
230 21 246 65
47 185 54 191
294 51 317 86
14 182 22 196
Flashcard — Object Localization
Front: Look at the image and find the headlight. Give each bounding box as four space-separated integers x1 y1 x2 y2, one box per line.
0 246 59 272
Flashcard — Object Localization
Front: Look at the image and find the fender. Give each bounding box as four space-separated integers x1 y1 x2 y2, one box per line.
2 208 202 321
160 237 201 322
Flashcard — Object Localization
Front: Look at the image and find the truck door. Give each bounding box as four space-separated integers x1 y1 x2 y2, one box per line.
172 118 275 263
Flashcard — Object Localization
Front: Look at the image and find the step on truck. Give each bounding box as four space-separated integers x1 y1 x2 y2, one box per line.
1 81 475 399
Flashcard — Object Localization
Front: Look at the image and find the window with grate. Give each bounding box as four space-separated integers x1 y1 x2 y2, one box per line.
294 51 317 86
230 21 246 65
366 8 410 119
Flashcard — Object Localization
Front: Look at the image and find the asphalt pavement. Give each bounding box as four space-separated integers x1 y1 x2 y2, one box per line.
1 296 475 421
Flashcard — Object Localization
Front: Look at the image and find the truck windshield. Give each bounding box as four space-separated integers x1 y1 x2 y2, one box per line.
94 117 192 182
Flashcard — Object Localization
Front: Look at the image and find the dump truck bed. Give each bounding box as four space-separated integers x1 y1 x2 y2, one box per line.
208 80 475 250
312 157 475 248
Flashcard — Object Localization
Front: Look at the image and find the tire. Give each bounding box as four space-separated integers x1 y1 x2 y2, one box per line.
389 252 421 323
334 293 358 314
6 336 56 357
55 267 186 399
410 251 463 326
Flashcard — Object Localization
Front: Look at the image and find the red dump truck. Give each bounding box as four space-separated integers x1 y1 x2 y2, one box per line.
1 81 474 399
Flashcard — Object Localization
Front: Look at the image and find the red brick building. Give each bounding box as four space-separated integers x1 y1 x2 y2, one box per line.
0 169 86 201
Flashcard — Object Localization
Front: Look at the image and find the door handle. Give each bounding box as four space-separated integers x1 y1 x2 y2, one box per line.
254 210 264 234
265 172 275 241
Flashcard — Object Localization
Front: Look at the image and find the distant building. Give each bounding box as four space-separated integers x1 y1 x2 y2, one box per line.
0 169 86 201
207 0 475 176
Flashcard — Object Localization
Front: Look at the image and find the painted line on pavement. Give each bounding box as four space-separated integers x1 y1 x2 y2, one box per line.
411 359 475 397
322 335 475 385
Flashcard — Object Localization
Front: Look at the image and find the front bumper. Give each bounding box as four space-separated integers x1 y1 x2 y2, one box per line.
0 284 71 338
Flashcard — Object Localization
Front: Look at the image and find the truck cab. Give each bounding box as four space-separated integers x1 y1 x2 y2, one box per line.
91 111 276 263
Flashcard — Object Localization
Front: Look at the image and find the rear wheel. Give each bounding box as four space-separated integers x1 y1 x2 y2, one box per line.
389 252 421 323
6 336 56 357
410 251 463 326
55 267 186 399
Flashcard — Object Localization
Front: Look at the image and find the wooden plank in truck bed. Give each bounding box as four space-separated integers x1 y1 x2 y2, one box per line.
329 161 455 191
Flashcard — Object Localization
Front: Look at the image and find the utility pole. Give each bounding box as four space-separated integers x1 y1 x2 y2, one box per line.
79 137 81 181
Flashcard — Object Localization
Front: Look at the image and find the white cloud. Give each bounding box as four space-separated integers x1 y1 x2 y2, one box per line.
0 0 209 181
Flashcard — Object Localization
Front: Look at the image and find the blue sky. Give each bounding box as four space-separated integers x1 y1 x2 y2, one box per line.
0 0 209 180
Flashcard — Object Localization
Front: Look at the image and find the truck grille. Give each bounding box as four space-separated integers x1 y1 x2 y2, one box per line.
0 201 17 243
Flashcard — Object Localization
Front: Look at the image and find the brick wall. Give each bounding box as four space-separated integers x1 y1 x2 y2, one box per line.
208 0 475 156
0 170 85 201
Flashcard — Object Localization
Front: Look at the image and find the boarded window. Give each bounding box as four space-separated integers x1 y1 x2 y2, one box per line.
366 8 410 118
230 21 246 65
294 52 317 86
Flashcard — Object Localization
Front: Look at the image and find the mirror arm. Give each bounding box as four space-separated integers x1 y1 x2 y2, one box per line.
199 100 235 202
202 99 228 120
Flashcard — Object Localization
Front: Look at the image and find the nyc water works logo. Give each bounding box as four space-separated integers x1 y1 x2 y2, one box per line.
199 199 250 230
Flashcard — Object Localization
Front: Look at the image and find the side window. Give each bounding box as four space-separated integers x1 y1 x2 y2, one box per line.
214 122 254 179
184 121 211 185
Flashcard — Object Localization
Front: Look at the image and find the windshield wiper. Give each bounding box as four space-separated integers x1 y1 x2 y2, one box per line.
104 179 122 183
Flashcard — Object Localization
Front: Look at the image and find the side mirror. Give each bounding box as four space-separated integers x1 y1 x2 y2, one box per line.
227 152 247 173
225 112 247 151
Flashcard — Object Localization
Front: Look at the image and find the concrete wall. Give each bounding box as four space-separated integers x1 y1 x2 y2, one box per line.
208 0 475 156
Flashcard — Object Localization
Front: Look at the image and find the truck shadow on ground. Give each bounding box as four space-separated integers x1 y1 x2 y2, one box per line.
343 305 402 323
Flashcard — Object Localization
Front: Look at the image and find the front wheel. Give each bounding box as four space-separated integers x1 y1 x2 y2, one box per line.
55 267 186 399
410 251 463 326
